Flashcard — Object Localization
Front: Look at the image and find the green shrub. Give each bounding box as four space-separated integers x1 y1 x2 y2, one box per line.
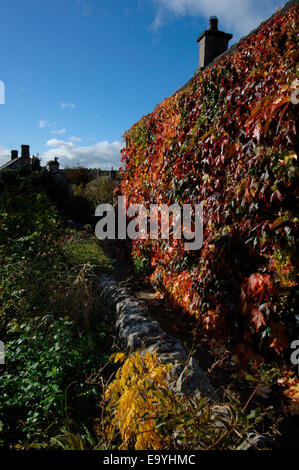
0 175 59 242
73 176 118 210
0 233 65 338
133 255 151 277
0 316 111 446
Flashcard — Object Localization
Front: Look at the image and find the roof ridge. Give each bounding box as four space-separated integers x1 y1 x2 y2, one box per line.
172 0 298 96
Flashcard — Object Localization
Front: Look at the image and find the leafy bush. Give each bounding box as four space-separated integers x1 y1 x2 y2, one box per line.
100 351 276 450
0 172 59 242
102 351 172 450
0 317 110 446
0 229 113 338
74 176 118 210
133 254 151 277
0 233 64 338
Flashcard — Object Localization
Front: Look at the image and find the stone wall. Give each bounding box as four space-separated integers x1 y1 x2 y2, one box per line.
98 274 218 400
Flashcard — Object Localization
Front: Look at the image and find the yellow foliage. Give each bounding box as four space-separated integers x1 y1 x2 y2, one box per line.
100 350 281 450
103 351 174 450
110 352 126 364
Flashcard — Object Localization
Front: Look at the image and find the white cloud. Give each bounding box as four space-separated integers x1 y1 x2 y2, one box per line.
0 146 10 166
69 136 82 142
150 0 280 38
60 102 76 109
46 139 75 149
51 128 67 135
41 139 123 169
39 120 56 128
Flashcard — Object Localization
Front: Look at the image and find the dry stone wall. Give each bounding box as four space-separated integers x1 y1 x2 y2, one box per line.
98 275 217 400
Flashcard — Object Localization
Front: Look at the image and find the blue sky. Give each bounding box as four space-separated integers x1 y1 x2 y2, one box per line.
0 0 285 169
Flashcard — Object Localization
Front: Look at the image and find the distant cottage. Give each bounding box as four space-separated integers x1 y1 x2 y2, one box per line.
0 145 33 171
0 145 74 199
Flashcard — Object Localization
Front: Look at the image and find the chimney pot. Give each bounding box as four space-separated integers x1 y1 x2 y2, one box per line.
209 16 219 31
11 150 18 160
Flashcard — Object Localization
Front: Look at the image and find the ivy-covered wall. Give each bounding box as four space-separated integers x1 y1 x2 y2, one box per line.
120 6 298 359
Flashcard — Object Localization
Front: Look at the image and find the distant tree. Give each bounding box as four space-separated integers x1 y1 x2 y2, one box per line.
65 167 93 186
31 155 41 171
74 176 118 209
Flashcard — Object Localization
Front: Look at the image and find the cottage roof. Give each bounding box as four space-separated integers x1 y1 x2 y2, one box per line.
0 156 23 171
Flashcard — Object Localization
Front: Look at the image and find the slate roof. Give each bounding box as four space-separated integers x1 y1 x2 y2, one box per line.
0 157 24 171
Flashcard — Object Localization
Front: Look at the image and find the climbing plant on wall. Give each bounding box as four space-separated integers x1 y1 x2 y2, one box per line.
120 7 298 360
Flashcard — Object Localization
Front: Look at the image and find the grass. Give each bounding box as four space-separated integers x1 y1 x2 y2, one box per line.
63 231 113 273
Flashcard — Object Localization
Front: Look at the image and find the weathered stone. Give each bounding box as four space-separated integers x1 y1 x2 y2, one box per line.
127 333 163 353
237 432 273 450
97 275 218 400
144 336 187 357
118 319 162 342
175 357 217 398
116 299 145 315
116 313 149 331
210 405 231 429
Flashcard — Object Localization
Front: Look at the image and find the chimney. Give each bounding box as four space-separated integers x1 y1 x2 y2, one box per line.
48 157 60 173
109 166 117 181
197 16 233 70
21 145 30 159
11 150 18 160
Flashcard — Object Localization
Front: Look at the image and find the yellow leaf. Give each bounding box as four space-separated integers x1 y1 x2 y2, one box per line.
109 352 127 364
271 217 285 230
245 374 259 382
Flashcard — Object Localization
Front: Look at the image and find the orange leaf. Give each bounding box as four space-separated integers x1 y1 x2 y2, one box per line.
250 307 266 332
270 321 289 355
